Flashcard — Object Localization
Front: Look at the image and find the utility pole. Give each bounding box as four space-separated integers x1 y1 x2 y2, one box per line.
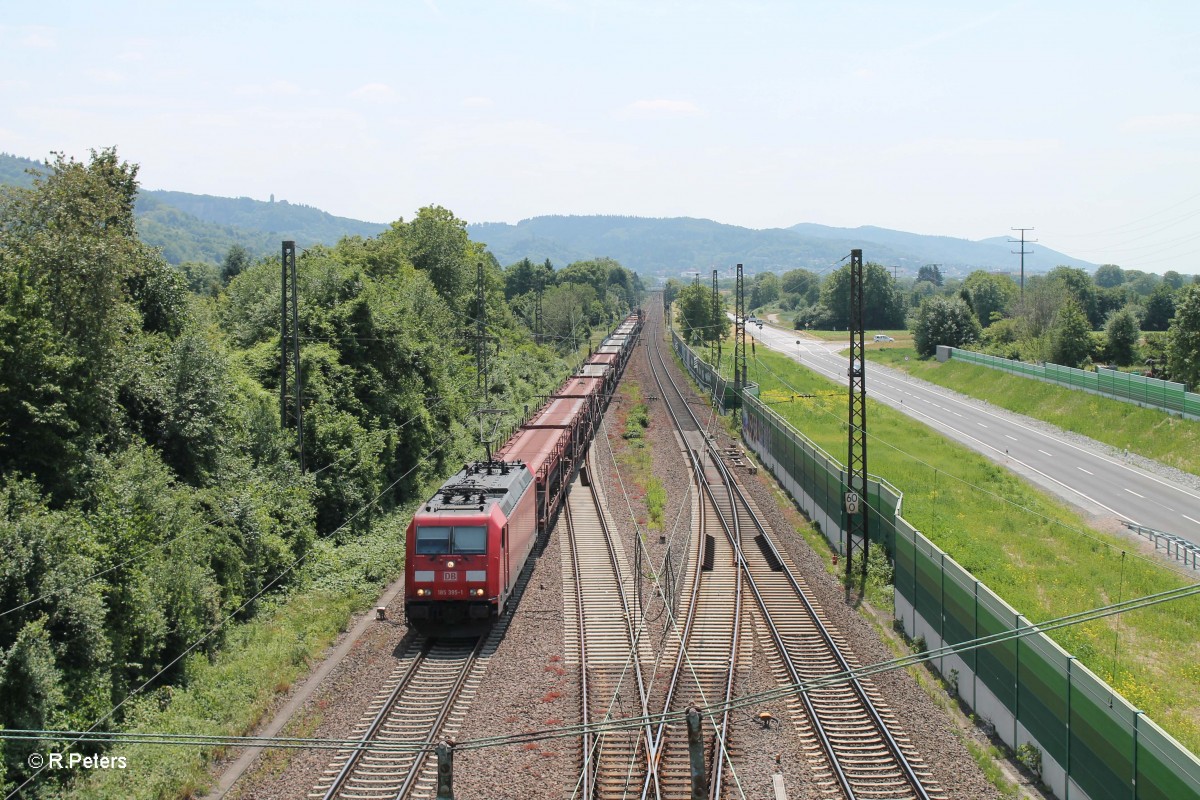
846 249 868 585
710 269 720 368
279 241 304 472
734 264 747 391
533 274 544 345
1009 227 1036 301
468 262 503 460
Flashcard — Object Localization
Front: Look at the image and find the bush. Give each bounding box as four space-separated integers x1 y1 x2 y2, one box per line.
793 303 833 330
1016 742 1043 780
911 295 982 357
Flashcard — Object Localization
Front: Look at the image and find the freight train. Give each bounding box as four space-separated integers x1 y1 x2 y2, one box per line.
404 311 642 631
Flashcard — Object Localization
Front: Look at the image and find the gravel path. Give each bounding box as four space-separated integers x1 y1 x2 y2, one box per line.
215 315 1045 799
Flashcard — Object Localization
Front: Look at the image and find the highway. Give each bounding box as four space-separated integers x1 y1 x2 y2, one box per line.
746 321 1200 546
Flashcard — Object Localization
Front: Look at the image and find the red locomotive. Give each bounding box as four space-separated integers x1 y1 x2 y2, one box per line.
405 311 642 631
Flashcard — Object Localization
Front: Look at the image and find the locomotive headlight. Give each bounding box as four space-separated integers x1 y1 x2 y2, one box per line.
474 588 485 596
446 560 456 569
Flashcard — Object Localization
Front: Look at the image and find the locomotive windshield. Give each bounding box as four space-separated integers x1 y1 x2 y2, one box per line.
452 526 487 554
415 526 451 554
415 525 487 555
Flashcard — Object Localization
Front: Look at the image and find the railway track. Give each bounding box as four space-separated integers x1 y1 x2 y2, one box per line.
646 482 746 799
309 635 486 800
564 463 657 799
647 308 944 800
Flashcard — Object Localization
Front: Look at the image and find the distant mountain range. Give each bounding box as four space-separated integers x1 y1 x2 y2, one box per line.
469 216 1094 279
1 153 387 264
2 152 1094 277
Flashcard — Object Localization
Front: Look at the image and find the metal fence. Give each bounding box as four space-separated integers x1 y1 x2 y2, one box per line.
670 329 739 412
947 348 1200 420
673 332 1200 800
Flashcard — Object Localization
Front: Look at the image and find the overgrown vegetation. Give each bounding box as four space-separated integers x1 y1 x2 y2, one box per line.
645 477 667 531
726 249 1200 381
0 149 641 797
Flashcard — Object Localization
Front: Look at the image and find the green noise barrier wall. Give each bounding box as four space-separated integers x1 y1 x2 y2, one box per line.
672 331 1200 799
947 348 1200 421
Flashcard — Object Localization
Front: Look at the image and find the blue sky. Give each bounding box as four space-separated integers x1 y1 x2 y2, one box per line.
2 1 1198 273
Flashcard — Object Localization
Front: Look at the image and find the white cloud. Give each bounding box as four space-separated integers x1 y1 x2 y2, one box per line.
349 83 397 103
619 99 702 119
1122 114 1200 134
461 96 494 109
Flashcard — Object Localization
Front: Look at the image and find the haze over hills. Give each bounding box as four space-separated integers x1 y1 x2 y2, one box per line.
2 151 1094 276
1 152 388 264
471 216 1095 279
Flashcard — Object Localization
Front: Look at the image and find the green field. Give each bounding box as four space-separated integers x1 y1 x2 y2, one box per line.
867 347 1200 478
745 346 1200 752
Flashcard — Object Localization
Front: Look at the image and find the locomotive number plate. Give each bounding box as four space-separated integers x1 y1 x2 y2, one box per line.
443 571 459 581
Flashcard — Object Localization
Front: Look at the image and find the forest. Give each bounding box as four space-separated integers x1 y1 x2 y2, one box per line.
0 149 642 796
671 259 1200 389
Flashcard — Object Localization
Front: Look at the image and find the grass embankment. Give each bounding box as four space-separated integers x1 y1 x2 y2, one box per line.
610 380 665 530
748 347 1200 753
868 347 1200 478
66 516 409 799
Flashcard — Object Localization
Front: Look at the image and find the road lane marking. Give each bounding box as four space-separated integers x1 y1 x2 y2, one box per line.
755 336 1200 514
1078 467 1093 475
978 422 988 428
1184 515 1200 526
882 403 1136 523
1123 488 1144 498
1005 435 1018 441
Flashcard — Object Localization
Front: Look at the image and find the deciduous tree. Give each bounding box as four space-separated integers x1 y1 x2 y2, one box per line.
917 264 944 286
676 282 728 345
911 295 981 357
1104 307 1140 366
960 270 1017 326
1166 284 1200 389
1094 263 1124 288
1142 284 1176 331
1050 299 1093 367
819 262 906 329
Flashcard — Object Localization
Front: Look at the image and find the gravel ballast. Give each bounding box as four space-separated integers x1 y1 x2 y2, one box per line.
217 314 1042 799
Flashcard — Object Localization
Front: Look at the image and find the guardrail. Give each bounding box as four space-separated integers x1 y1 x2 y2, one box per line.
673 330 1200 800
1122 521 1200 570
944 348 1200 421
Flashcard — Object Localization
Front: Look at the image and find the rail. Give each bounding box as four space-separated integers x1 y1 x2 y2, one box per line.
654 312 937 800
567 464 659 799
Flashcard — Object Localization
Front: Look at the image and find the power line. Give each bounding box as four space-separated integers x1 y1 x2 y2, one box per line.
8 580 1197 758
0 371 483 622
5 437 456 800
747 348 1200 582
